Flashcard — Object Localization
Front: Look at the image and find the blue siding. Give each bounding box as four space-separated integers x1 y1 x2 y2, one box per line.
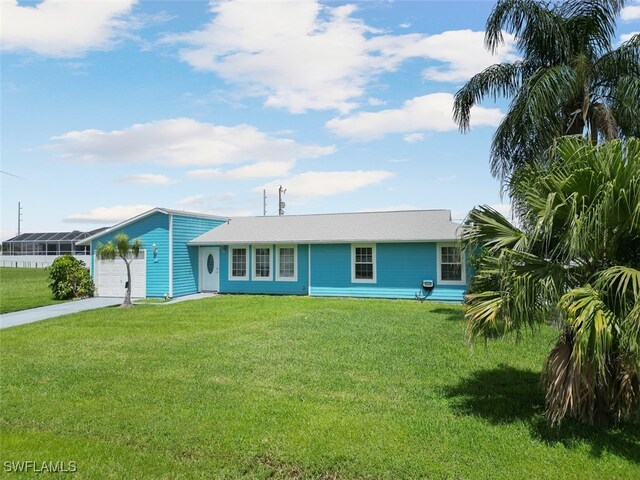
91 212 170 297
212 242 467 301
172 215 225 297
218 244 309 295
310 243 466 302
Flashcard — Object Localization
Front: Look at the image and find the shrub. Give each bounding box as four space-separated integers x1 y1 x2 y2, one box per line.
48 255 95 300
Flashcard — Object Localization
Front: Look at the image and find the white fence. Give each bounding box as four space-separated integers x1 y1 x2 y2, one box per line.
0 254 91 269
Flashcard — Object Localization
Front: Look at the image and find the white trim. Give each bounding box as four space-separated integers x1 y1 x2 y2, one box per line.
252 245 273 281
190 238 459 246
228 245 249 281
351 244 376 284
168 213 173 297
78 207 229 246
436 243 466 286
275 244 297 282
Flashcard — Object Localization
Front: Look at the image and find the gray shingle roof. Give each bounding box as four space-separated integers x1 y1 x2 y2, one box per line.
189 210 461 245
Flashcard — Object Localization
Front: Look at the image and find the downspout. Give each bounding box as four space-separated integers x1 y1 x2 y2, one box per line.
307 244 311 296
169 213 173 298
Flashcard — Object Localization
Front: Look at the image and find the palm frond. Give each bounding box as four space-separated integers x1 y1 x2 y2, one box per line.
593 33 640 86
561 0 625 56
95 241 116 261
560 285 617 377
453 61 533 132
610 75 640 138
486 0 568 63
461 205 527 252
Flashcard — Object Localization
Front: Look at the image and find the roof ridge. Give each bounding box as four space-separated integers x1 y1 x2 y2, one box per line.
227 209 451 220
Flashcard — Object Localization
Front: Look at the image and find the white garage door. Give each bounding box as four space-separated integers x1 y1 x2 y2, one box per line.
94 251 146 298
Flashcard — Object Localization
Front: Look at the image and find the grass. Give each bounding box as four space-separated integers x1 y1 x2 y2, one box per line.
0 267 62 314
134 298 169 304
1 296 638 479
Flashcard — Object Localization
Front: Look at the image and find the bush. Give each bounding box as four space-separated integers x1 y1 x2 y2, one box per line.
48 255 95 300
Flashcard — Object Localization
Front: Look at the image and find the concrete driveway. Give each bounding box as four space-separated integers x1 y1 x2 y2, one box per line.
0 297 122 330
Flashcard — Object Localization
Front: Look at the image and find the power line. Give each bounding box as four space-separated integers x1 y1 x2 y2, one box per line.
1 170 25 180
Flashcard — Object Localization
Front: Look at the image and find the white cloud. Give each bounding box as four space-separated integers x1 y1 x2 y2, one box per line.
50 118 335 167
359 204 418 212
490 203 513 220
117 173 173 185
620 32 639 43
367 97 386 106
1 0 136 57
326 93 503 141
403 133 424 143
437 175 458 183
177 193 255 217
368 29 518 83
420 30 518 82
186 160 294 180
64 205 152 224
165 0 517 112
621 4 640 21
256 170 394 199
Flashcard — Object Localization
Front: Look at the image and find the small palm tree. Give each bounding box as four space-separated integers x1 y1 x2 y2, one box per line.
454 0 640 181
95 233 143 308
462 137 640 426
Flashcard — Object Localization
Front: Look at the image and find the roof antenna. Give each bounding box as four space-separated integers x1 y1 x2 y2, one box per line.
263 189 267 216
278 185 286 216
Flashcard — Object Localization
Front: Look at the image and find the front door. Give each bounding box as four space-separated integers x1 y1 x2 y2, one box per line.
200 247 219 292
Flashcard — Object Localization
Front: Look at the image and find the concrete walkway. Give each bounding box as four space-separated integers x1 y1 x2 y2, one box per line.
0 293 218 330
134 292 217 306
0 298 121 330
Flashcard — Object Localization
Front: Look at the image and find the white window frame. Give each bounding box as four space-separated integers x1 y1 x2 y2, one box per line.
437 243 466 286
252 245 273 281
276 245 297 282
351 244 376 284
228 245 249 281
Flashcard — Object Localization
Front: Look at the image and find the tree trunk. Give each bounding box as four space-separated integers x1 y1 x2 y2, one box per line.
121 258 133 308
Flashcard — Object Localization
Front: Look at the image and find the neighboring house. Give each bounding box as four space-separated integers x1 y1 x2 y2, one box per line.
0 228 108 268
78 208 468 302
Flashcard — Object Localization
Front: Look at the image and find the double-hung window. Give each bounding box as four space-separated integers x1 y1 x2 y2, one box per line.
253 246 272 280
229 246 248 280
276 245 297 281
437 244 465 285
352 244 376 283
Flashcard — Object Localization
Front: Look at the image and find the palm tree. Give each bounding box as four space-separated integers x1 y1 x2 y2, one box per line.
462 137 640 426
95 233 143 308
453 0 640 182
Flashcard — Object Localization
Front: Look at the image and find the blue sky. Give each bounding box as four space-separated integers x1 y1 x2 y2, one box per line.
2 0 639 238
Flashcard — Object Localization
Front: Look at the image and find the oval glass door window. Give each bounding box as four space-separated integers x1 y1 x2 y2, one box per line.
207 254 214 274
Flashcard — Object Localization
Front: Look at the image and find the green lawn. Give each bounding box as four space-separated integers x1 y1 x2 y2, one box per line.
0 267 62 314
1 296 638 479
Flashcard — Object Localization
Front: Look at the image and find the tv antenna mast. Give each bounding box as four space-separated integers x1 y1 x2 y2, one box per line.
18 202 23 235
263 189 267 216
278 186 286 216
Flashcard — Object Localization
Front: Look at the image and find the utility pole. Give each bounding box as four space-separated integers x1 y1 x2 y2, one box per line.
17 201 23 235
263 189 267 216
278 185 286 216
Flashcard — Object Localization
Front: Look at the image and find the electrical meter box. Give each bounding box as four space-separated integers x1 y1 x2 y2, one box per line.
422 280 434 289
